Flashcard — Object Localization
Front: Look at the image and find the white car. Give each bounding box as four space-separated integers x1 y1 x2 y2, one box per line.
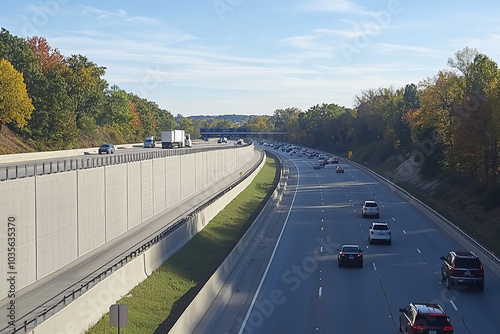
368 222 391 244
362 200 379 218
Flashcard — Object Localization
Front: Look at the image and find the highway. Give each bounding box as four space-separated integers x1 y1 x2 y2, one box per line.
196 146 500 334
0 139 231 180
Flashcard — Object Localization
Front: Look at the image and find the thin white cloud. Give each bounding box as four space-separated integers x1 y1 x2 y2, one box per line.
375 43 435 55
78 6 162 26
300 0 369 15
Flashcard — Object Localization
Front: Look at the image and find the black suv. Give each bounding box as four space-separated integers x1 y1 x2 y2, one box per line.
399 303 453 333
440 251 484 290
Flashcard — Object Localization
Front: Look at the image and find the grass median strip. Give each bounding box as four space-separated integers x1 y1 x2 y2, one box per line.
86 155 277 333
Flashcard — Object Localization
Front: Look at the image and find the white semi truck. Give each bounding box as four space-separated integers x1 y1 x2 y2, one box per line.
161 130 192 148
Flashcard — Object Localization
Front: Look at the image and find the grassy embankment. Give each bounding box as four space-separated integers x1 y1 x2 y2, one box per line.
86 156 278 334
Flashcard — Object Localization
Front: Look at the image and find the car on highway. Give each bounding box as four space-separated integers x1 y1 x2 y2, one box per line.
399 303 453 333
337 244 363 267
362 200 380 218
335 166 345 173
98 143 115 154
440 251 484 290
312 163 322 170
368 222 391 244
331 156 340 164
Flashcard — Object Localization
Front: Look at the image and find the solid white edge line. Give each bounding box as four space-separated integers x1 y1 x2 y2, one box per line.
237 157 300 334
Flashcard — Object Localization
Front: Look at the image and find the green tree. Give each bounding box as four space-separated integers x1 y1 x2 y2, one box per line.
130 94 156 138
0 58 34 128
62 54 107 131
100 85 135 142
151 102 177 133
448 50 500 183
28 70 79 148
247 115 273 132
178 117 194 133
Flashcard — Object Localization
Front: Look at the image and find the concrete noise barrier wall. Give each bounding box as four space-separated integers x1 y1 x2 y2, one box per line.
27 148 265 334
0 145 255 301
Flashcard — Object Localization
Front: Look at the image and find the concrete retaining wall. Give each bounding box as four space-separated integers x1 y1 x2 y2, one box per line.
0 146 255 300
28 148 264 334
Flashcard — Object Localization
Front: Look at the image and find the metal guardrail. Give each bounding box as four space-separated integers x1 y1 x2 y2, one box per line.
0 145 263 334
0 143 251 181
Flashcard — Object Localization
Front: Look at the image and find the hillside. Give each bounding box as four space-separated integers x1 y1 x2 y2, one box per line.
358 152 500 254
0 125 37 155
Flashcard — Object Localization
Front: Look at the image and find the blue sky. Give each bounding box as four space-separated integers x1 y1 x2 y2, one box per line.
2 0 500 116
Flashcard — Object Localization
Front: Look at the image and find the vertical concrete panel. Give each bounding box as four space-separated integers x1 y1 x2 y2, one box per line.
222 149 231 175
180 154 196 200
231 148 238 171
204 152 215 187
141 160 154 221
0 178 36 299
153 158 166 215
77 168 105 256
166 155 181 209
127 162 142 229
214 150 223 181
105 164 128 241
195 152 205 192
227 149 235 175
36 172 77 279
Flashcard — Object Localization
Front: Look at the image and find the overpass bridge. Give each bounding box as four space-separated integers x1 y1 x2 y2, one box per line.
200 128 286 141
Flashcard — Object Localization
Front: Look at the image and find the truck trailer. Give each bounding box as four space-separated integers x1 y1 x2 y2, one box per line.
161 130 192 148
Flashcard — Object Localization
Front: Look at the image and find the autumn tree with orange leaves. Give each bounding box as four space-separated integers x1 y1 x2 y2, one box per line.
27 36 64 74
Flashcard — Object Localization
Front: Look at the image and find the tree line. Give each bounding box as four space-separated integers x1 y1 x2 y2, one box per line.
267 47 500 197
1 28 499 195
0 28 241 150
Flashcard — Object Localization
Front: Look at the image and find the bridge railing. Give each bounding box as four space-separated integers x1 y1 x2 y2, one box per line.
0 143 251 181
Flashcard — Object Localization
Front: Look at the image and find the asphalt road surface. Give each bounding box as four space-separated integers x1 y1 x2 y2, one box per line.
196 146 500 334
